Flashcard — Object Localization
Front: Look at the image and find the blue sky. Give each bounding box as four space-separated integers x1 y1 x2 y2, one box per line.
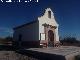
0 0 80 40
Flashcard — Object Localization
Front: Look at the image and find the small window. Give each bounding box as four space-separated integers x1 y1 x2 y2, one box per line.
18 34 22 41
48 11 51 18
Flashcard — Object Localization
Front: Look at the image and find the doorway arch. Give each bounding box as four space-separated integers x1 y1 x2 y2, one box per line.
48 30 54 47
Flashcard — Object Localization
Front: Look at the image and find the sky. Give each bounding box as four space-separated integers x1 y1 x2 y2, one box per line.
0 0 80 40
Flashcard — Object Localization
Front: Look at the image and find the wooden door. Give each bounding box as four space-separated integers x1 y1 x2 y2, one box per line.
48 30 54 47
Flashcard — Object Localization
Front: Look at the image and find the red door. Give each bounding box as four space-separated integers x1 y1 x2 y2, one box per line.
48 30 54 47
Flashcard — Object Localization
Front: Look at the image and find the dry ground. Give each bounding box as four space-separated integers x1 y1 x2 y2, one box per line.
0 46 80 60
0 51 16 60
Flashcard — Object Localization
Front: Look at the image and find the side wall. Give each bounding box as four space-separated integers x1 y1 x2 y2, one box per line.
13 21 39 48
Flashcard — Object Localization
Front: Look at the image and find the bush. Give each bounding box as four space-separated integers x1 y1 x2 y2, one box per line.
60 37 79 44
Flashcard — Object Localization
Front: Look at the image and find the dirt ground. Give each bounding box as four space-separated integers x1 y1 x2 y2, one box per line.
0 46 80 60
0 51 16 60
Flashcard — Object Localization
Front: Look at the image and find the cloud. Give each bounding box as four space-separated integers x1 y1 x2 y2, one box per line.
0 27 13 37
0 27 13 33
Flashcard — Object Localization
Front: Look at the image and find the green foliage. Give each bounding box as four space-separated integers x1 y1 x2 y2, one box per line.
5 36 13 42
0 36 13 44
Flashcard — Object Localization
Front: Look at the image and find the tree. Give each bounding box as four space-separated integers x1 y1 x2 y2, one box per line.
5 36 13 42
60 36 79 44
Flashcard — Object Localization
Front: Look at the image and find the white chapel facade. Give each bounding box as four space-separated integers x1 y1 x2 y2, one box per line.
13 8 59 48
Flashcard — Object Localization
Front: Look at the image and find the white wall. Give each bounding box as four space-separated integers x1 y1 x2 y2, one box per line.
38 8 59 41
13 8 59 42
13 21 39 41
